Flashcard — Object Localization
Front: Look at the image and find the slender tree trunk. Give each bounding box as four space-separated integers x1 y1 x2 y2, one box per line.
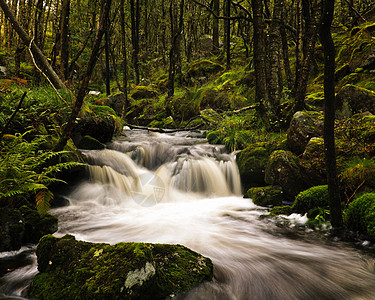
280 5 293 90
130 0 140 85
267 0 283 108
294 0 320 112
212 0 219 52
251 0 269 120
225 0 230 69
120 0 128 120
60 0 70 81
319 0 343 228
55 0 112 151
105 17 111 95
294 0 303 93
0 0 66 90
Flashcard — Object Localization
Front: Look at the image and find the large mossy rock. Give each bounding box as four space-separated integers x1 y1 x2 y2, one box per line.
247 185 286 207
0 206 58 252
0 207 24 252
291 185 328 214
300 137 327 186
29 235 213 300
103 92 125 116
265 150 307 197
184 60 224 86
287 111 324 154
236 146 269 189
344 193 375 240
335 85 375 119
130 86 158 100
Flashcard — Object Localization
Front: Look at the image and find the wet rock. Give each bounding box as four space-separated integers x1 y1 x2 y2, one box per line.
72 114 115 145
287 111 324 154
0 208 24 252
76 135 105 150
19 206 58 244
29 235 213 300
247 185 286 207
236 146 269 189
335 84 375 119
265 150 307 197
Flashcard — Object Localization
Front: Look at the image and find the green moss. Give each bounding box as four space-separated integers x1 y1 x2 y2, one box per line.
269 205 292 216
184 60 224 82
130 86 158 100
29 235 213 300
344 193 375 239
291 185 329 214
247 185 285 207
76 135 105 150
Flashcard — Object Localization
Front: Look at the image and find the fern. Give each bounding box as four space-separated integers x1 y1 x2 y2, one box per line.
36 189 53 217
0 133 83 215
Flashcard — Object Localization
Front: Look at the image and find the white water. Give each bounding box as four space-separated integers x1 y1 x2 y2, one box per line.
1 129 375 299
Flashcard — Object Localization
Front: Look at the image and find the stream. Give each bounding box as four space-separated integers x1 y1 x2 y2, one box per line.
1 129 375 299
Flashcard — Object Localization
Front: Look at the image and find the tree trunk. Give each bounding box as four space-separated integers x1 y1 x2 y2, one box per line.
225 0 231 69
319 0 343 228
251 0 270 127
60 0 70 81
105 17 111 95
120 0 128 120
294 0 320 112
267 0 283 108
0 0 66 90
212 0 219 52
55 0 112 151
130 0 140 85
280 5 293 90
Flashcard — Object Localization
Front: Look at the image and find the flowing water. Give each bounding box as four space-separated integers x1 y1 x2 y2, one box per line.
1 129 375 299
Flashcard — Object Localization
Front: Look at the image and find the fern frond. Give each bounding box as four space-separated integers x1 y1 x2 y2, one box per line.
35 188 53 216
21 182 48 193
42 161 85 176
0 189 25 199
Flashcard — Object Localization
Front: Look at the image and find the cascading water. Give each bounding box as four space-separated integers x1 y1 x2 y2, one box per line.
1 129 375 299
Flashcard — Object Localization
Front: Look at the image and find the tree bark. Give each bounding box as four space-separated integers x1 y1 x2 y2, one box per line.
225 0 231 69
251 0 270 128
120 0 129 120
212 0 219 52
60 0 70 81
0 0 66 90
319 0 343 228
130 0 140 85
54 0 112 151
105 16 111 95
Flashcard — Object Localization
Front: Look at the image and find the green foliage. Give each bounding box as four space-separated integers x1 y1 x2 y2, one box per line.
291 185 329 214
344 193 375 239
340 158 375 194
0 132 84 216
269 205 292 216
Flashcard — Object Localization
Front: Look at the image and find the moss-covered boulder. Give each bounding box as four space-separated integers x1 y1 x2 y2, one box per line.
184 60 224 86
76 135 106 150
29 235 213 300
0 207 24 252
103 92 125 116
335 85 375 119
287 111 324 154
19 206 58 244
130 86 158 100
291 185 329 214
247 185 286 207
344 193 375 239
236 146 269 188
265 150 307 197
269 205 292 216
300 137 327 186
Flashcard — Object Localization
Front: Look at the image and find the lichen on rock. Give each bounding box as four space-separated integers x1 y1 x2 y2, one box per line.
29 235 213 300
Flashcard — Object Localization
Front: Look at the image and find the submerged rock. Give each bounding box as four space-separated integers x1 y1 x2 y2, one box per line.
247 185 286 207
29 235 213 300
